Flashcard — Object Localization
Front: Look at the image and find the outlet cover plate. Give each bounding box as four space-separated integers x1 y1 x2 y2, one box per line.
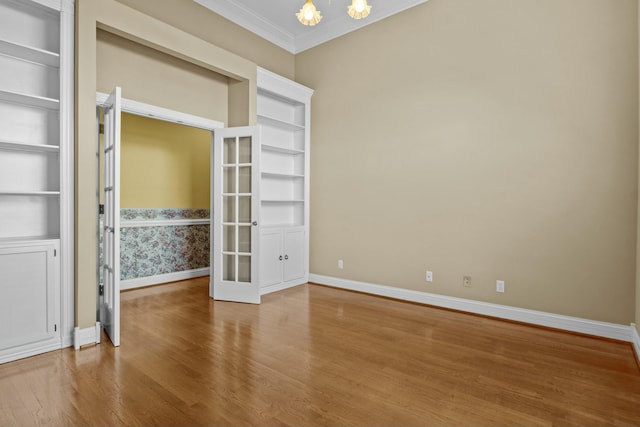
463 275 471 287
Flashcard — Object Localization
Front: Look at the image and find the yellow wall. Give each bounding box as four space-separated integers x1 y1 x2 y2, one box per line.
296 0 639 324
120 113 211 209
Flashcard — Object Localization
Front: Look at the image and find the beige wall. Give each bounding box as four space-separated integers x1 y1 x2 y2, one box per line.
296 0 639 324
97 30 229 122
114 0 295 80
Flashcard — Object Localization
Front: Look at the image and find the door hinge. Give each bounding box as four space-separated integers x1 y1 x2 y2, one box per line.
54 324 57 332
99 204 104 215
99 284 104 296
54 249 57 257
99 123 104 134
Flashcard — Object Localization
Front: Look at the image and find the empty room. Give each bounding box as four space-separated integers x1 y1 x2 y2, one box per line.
1 0 640 425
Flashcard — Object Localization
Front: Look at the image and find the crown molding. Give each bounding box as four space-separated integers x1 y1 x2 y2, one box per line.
194 0 296 53
193 0 429 54
294 0 429 53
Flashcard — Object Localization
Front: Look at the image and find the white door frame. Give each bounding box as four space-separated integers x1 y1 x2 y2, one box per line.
95 93 225 130
95 92 225 344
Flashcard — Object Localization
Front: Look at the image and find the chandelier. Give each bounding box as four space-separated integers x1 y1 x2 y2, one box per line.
297 0 372 27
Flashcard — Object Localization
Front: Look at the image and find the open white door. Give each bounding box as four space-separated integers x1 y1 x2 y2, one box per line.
211 126 261 304
101 87 122 346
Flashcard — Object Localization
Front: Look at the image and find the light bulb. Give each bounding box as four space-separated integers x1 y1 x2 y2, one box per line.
355 0 365 12
304 6 314 20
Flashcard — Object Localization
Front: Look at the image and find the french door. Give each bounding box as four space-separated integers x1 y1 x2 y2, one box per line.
211 127 261 304
101 87 121 346
99 92 261 349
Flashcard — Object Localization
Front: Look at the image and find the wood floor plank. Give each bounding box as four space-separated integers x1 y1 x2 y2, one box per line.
1 278 639 426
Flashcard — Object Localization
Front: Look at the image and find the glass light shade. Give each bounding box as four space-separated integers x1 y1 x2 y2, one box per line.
348 0 372 19
297 0 322 26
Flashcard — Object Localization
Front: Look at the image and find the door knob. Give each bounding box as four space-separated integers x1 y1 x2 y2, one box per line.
252 221 258 226
284 255 289 260
279 255 283 261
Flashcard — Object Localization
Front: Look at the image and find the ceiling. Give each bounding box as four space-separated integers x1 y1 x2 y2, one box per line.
194 0 429 54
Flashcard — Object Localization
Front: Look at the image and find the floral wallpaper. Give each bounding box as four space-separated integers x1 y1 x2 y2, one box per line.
100 208 210 282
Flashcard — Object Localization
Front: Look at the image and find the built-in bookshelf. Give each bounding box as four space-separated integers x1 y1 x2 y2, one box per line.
257 67 313 295
0 0 74 364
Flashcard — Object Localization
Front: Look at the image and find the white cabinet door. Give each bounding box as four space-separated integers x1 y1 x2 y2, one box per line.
0 241 59 363
283 228 305 282
259 227 306 289
260 229 283 288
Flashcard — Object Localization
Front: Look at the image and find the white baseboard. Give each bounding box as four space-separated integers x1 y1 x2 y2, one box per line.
120 268 209 291
260 277 307 296
0 338 61 365
631 324 640 362
62 333 73 348
73 322 101 350
309 274 633 342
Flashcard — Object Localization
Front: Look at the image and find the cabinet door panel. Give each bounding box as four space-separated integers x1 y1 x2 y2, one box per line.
260 229 283 287
0 244 56 350
283 229 305 282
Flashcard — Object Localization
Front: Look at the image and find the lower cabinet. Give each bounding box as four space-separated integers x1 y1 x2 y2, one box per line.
260 227 306 292
0 240 60 364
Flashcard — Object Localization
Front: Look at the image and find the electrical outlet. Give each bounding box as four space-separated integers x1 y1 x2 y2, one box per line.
426 271 433 282
338 259 344 269
463 275 471 287
496 280 505 293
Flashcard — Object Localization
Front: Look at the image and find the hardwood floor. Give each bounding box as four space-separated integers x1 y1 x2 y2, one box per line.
1 278 639 426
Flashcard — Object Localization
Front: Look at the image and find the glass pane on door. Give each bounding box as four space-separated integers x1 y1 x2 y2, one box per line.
220 135 253 285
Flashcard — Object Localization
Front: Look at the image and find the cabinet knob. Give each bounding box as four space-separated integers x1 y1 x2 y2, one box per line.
284 255 289 260
279 255 283 261
252 221 258 226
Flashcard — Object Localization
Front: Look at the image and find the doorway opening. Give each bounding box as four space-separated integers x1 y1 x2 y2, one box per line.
96 93 221 346
96 91 262 347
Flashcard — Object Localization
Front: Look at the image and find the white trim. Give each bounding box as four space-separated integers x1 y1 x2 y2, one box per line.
121 219 210 228
631 324 640 362
194 0 429 54
309 274 633 342
260 277 306 296
61 332 73 348
96 92 225 130
0 338 61 364
60 0 75 354
295 0 430 53
194 0 295 53
257 67 314 100
73 322 101 350
29 0 62 12
121 268 210 291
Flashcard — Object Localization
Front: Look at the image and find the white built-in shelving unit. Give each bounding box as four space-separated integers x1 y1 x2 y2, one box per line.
0 0 74 364
257 67 313 294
